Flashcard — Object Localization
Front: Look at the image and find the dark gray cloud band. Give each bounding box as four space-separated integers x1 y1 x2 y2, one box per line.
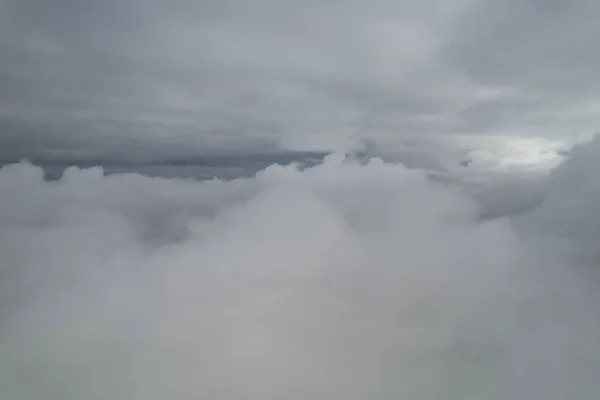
1 0 599 158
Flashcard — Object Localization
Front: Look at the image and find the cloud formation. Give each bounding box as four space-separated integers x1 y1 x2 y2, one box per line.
2 139 600 398
1 0 599 158
3 3 600 396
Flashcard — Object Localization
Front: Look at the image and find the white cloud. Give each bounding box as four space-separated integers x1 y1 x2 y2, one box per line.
2 144 600 398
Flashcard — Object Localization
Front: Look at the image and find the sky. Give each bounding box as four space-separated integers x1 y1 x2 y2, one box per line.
4 2 600 398
1 0 600 160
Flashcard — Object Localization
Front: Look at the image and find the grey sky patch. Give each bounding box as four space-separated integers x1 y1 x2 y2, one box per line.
448 0 600 136
1 0 599 157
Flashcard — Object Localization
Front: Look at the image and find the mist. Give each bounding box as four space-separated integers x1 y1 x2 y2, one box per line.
2 137 600 399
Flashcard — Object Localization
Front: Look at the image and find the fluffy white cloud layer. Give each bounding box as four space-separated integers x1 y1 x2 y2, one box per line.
2 139 600 399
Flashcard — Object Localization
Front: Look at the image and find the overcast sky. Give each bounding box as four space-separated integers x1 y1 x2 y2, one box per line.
1 0 600 158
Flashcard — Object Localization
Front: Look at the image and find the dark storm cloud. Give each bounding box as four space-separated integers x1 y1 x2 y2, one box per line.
1 0 599 158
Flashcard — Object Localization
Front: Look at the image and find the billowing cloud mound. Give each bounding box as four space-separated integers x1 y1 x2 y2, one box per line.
1 149 600 399
517 134 600 265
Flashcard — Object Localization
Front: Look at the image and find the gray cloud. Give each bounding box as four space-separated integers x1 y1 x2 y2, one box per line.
1 0 599 158
2 147 600 398
448 0 600 136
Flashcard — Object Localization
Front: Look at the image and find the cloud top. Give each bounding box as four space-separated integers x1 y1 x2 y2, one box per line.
2 143 600 398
